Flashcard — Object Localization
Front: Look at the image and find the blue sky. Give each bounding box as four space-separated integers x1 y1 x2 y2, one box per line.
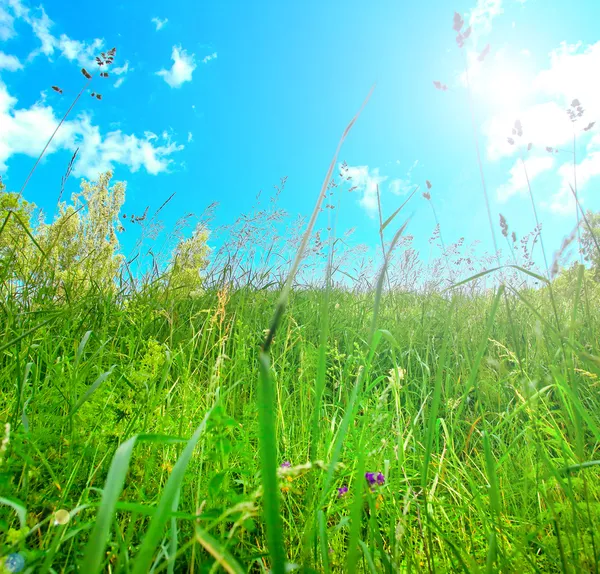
1 0 600 271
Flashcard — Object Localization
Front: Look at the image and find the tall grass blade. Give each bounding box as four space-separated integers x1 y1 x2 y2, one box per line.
80 434 204 574
380 186 418 233
71 366 116 416
317 510 331 574
132 405 217 574
257 352 286 573
194 524 246 574
0 496 27 530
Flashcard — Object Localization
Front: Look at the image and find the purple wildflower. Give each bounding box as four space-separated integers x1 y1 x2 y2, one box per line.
281 461 291 468
365 471 385 488
338 485 348 498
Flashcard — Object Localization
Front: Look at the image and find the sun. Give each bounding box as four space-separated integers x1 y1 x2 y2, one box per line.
474 58 532 116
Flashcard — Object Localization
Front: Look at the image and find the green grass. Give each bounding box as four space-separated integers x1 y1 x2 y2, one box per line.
1 274 600 572
2 19 600 571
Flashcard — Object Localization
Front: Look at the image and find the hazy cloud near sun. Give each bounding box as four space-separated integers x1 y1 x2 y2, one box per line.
483 40 600 214
468 0 503 44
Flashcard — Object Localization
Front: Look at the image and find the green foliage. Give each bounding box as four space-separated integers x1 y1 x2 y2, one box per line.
0 172 211 303
581 209 600 280
0 183 37 281
1 274 600 571
168 222 210 297
36 171 126 293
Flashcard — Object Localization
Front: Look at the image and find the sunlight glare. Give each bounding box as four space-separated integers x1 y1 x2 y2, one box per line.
475 58 532 116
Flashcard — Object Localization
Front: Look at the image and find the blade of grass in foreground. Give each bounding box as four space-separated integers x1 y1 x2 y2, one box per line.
317 510 331 574
320 220 408 506
0 496 27 530
380 185 418 233
346 448 366 572
483 430 501 571
258 86 374 573
454 285 504 424
131 404 217 574
80 430 208 574
446 265 548 290
421 311 450 493
194 524 245 574
261 85 374 352
257 352 287 573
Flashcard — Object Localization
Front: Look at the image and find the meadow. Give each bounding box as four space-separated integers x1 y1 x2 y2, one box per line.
2 12 600 574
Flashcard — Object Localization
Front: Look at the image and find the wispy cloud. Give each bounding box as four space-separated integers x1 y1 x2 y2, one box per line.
151 17 168 31
543 134 600 215
389 159 419 196
202 52 217 64
156 46 196 88
0 80 184 178
111 61 132 88
344 165 387 217
187 132 193 143
3 0 106 69
468 0 503 44
0 52 23 71
496 156 555 202
0 5 15 40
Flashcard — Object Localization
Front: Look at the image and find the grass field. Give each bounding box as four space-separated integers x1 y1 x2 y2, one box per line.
2 14 600 573
2 228 600 572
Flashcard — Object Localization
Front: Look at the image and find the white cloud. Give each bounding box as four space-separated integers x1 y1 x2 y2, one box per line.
496 156 554 202
344 165 387 217
389 179 408 195
28 5 54 57
187 132 193 143
0 51 23 71
545 134 600 215
55 34 104 69
468 0 503 44
151 17 168 31
156 45 196 88
0 5 15 40
484 101 573 161
72 119 184 178
389 159 419 196
534 41 600 120
112 61 130 75
2 0 106 69
485 40 600 214
202 52 217 64
111 61 132 88
0 80 184 178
